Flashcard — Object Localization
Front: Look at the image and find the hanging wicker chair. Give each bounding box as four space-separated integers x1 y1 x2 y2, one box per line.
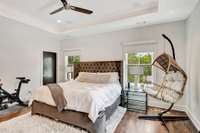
139 34 188 133
145 53 187 104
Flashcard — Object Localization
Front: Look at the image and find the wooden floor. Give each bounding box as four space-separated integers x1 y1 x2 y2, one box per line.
0 105 30 122
115 107 198 133
0 106 198 133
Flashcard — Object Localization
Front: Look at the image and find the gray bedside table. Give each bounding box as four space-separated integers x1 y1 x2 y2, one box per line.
122 88 147 113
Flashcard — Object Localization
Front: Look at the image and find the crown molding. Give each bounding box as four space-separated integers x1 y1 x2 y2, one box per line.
0 4 57 34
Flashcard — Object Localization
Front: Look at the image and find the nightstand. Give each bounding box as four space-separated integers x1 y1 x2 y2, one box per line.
122 88 147 113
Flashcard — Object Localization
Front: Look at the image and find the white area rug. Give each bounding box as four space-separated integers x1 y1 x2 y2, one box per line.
0 106 126 133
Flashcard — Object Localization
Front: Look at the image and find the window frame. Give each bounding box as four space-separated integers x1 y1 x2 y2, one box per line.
63 49 81 81
122 40 157 88
127 52 154 86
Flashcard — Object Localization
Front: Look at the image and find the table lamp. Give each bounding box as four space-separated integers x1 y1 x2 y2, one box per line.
128 65 144 89
66 65 74 80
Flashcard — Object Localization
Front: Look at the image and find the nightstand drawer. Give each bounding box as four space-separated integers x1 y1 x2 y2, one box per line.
128 99 146 105
128 91 146 96
123 89 147 113
127 95 146 101
125 103 146 112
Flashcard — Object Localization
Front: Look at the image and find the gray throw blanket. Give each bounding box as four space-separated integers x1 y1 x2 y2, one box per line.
47 84 67 112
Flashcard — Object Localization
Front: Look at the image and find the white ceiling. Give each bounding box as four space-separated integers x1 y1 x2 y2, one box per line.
0 0 198 38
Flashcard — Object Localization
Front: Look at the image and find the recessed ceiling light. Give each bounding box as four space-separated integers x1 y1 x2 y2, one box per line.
57 19 61 23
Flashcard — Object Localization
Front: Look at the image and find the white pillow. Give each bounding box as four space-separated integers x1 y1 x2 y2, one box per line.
77 72 96 77
76 72 96 81
77 72 110 84
97 72 119 83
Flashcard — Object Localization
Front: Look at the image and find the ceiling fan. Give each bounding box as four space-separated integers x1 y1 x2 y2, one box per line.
50 0 93 15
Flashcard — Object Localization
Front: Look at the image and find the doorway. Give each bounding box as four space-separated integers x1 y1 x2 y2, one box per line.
43 51 57 85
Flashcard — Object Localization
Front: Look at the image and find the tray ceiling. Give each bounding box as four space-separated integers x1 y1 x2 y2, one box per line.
0 0 198 38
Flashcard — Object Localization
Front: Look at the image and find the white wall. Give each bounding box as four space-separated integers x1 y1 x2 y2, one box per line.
0 16 61 100
61 21 187 110
61 21 185 65
186 1 200 130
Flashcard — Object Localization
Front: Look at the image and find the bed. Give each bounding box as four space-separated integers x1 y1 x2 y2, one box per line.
31 61 123 133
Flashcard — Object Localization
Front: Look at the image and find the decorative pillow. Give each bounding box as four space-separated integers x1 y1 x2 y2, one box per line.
77 72 111 84
164 71 184 92
97 72 119 83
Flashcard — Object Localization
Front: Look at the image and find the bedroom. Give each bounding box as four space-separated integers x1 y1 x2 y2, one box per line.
0 0 200 133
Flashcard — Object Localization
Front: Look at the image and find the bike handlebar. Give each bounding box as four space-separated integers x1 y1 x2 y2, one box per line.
23 79 31 83
0 77 30 88
16 77 31 83
16 77 26 80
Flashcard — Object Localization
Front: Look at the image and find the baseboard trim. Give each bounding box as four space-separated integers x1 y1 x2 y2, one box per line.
148 101 200 131
184 107 200 131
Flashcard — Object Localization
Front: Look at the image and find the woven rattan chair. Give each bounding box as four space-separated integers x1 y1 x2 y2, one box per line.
138 34 188 132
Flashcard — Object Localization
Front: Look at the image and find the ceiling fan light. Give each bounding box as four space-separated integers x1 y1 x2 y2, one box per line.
57 19 61 23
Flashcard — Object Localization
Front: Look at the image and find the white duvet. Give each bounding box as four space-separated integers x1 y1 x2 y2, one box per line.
31 80 122 123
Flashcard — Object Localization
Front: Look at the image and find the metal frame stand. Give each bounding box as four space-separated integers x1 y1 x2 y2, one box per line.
138 34 189 133
138 103 188 132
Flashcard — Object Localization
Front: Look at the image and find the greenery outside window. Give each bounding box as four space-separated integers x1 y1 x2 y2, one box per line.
127 52 153 88
68 56 80 65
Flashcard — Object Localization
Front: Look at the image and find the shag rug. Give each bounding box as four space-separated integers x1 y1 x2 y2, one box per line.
0 106 126 133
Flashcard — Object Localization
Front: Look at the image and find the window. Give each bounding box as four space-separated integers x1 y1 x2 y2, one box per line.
67 56 80 65
64 55 80 81
126 52 153 88
64 49 81 81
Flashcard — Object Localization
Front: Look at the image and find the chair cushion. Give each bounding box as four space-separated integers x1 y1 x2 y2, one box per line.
144 85 180 104
144 71 185 103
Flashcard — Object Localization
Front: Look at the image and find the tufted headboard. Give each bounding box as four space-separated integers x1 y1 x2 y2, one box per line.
74 61 123 86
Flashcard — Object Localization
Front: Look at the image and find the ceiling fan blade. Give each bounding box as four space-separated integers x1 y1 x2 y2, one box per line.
60 0 68 6
50 7 64 15
70 6 93 14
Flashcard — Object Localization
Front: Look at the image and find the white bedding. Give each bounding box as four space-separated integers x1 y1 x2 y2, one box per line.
31 80 122 123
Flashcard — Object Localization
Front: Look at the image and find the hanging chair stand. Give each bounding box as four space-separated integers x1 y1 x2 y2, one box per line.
138 34 188 133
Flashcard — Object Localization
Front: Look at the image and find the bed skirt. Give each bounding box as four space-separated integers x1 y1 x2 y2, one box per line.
31 96 121 133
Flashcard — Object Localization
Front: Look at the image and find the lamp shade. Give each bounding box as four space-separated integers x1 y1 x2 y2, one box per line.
128 65 144 75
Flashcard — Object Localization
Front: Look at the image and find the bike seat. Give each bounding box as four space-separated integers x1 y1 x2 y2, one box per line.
16 77 26 80
23 79 31 83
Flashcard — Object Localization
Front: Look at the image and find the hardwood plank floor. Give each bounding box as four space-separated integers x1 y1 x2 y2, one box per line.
0 105 30 123
115 107 198 133
0 106 198 133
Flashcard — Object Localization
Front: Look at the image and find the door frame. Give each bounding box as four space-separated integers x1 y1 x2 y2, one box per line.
40 50 58 86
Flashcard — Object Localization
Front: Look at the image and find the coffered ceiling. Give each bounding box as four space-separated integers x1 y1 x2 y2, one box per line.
0 0 198 38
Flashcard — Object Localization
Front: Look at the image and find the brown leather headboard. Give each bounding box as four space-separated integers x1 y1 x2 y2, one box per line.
74 61 123 85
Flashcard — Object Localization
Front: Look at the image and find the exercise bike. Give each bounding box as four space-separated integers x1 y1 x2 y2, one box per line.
0 77 30 110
